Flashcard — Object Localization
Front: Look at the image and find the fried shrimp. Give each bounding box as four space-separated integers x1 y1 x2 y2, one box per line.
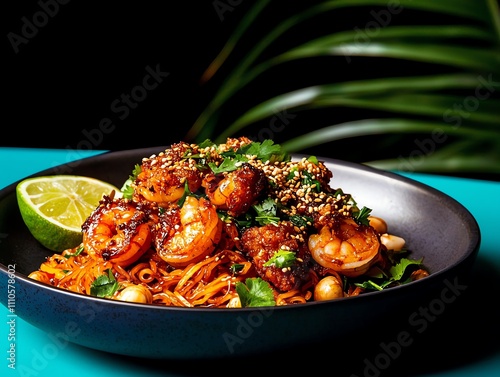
154 196 223 267
202 163 268 217
82 195 154 267
308 217 381 277
133 141 204 206
28 137 427 308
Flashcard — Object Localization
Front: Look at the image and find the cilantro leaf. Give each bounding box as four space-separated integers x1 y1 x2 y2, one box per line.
263 250 296 268
252 198 280 225
230 263 245 274
238 140 290 163
353 206 372 226
208 155 248 174
302 171 321 192
235 277 276 307
121 164 141 199
354 257 425 291
289 214 313 229
307 155 319 164
389 257 424 281
90 269 120 298
64 245 84 258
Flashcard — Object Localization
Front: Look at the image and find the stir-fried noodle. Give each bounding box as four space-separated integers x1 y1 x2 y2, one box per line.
29 137 429 307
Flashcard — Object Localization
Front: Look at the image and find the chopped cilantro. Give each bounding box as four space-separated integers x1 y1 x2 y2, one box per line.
177 180 194 208
230 263 245 274
208 155 248 174
289 214 313 229
354 257 425 291
302 171 321 192
64 244 84 258
121 164 141 199
252 198 280 225
263 250 296 268
238 140 290 163
90 269 120 298
353 206 372 226
198 139 215 148
235 277 276 307
307 155 319 164
389 257 424 281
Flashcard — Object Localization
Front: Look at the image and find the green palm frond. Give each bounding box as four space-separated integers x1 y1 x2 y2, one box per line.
185 0 500 176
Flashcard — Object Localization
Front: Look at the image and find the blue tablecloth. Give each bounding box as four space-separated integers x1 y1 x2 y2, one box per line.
1 148 499 377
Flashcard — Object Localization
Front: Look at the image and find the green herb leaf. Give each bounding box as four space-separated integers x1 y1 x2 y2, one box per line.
353 206 372 226
252 198 280 225
263 250 296 268
238 140 290 162
121 164 141 199
64 244 84 258
389 257 424 281
230 263 245 274
289 214 313 229
208 155 248 174
307 155 319 164
235 277 276 307
90 269 120 298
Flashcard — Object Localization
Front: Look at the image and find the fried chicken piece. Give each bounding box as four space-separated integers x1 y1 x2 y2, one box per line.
240 221 312 292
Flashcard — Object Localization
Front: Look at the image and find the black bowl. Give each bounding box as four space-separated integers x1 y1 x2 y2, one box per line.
0 148 480 360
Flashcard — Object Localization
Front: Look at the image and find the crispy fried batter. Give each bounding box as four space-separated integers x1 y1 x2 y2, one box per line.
203 163 268 217
240 221 312 292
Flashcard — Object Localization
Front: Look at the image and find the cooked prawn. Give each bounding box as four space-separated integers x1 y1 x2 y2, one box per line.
202 163 268 217
154 196 223 267
308 217 381 277
82 195 154 267
133 142 204 206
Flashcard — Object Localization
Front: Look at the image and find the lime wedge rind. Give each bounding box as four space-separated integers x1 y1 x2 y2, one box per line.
16 175 120 252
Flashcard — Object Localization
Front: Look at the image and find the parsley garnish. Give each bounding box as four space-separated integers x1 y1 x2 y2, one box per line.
64 244 84 258
121 164 141 199
230 263 245 274
353 206 372 226
302 171 321 192
289 214 313 229
90 269 120 298
354 257 425 291
208 140 290 174
238 140 290 163
208 156 248 174
263 250 296 268
252 198 280 225
235 277 276 307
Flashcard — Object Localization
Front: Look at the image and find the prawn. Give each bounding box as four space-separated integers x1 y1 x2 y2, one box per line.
308 217 381 277
133 142 204 206
154 196 223 267
82 195 154 267
202 163 268 217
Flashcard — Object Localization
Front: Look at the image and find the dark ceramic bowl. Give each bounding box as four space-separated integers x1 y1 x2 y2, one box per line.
0 148 480 360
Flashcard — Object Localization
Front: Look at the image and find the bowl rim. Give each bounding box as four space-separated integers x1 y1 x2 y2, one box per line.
0 147 481 313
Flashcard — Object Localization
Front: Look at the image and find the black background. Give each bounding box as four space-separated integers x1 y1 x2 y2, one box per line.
3 1 499 180
4 1 238 150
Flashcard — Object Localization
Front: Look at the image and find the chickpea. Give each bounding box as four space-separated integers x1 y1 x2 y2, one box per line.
116 284 153 304
227 296 241 308
314 275 344 301
380 233 406 252
368 216 388 234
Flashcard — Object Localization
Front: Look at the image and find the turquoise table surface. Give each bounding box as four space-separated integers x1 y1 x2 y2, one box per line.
1 148 499 377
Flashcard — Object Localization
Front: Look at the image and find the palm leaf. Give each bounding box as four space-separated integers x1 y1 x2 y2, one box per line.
187 0 500 176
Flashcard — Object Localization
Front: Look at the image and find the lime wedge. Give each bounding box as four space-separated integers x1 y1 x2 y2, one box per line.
16 175 121 252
